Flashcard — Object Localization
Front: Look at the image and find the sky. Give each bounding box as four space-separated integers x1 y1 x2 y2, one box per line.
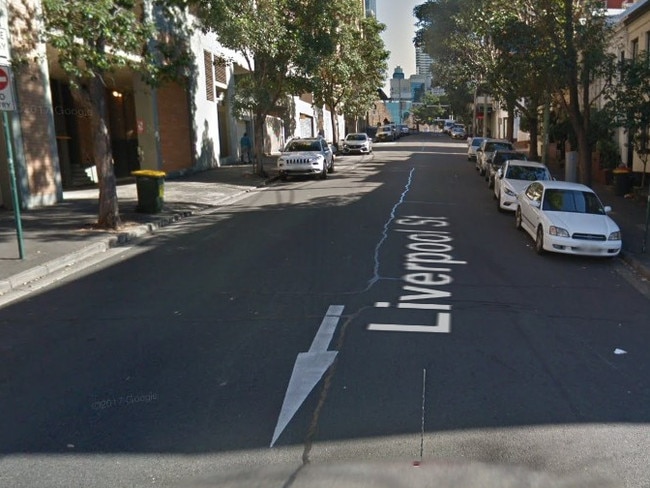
376 0 422 94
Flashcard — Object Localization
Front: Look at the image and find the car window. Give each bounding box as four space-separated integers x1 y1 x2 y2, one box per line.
506 165 548 181
346 134 366 141
525 182 543 201
286 141 316 151
542 189 605 214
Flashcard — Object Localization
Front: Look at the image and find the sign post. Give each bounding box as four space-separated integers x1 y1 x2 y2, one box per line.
0 63 24 259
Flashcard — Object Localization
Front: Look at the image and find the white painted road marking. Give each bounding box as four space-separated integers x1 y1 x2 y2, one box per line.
270 305 345 447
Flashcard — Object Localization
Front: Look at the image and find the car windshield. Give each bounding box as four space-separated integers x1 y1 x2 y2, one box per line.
471 138 484 147
505 165 550 181
346 134 367 141
286 140 321 152
542 189 605 214
487 142 512 151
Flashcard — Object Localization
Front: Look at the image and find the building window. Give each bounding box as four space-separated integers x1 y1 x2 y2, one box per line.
631 38 639 60
215 62 226 85
204 50 214 102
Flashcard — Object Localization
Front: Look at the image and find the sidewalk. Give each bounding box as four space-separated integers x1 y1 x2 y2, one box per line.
0 163 279 296
593 180 650 280
1 162 649 299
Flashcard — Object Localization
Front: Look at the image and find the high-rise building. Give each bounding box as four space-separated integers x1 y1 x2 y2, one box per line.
365 0 377 17
415 45 433 76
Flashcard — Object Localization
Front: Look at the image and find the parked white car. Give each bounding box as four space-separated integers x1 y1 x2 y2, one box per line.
476 139 514 175
494 160 552 211
342 133 372 154
515 180 621 257
467 137 485 161
277 138 334 180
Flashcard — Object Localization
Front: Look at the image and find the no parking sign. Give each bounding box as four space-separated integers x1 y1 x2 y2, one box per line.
0 64 16 111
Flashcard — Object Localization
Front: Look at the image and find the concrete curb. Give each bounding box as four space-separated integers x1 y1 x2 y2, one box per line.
620 251 650 282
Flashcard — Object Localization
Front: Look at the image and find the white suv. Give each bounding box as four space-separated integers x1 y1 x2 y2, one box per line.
277 138 334 181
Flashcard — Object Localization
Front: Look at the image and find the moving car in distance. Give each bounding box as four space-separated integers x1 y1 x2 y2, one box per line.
342 133 372 154
443 119 456 134
277 137 334 181
494 160 552 211
450 125 467 139
515 180 621 257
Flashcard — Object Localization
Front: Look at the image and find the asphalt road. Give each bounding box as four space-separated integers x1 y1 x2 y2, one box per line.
1 132 650 487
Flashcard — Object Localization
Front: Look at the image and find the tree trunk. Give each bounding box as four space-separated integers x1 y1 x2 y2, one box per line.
330 108 340 148
253 110 267 177
528 115 540 160
89 75 121 229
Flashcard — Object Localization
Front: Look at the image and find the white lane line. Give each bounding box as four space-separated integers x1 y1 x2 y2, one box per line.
270 305 345 448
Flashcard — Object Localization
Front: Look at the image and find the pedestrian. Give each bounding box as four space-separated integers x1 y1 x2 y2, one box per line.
240 132 252 163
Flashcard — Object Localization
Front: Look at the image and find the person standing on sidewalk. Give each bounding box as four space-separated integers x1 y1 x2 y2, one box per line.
240 132 252 163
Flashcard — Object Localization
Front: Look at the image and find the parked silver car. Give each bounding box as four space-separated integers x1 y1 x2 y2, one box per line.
342 133 372 154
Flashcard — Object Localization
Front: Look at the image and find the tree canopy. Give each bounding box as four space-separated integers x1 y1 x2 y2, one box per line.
414 0 617 183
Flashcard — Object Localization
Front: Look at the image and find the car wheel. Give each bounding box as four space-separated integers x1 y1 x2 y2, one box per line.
515 207 523 230
280 173 288 182
328 160 335 173
535 226 545 254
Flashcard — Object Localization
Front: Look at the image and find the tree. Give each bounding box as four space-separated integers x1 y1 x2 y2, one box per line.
195 0 341 176
540 0 617 185
310 5 389 140
41 0 190 229
411 93 447 126
606 56 650 189
416 0 618 177
415 0 476 120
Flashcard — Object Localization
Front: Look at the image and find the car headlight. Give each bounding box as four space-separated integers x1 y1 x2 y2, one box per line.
608 231 622 241
549 226 570 237
504 188 517 197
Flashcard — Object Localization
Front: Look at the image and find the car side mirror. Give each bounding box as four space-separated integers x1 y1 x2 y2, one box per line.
531 200 541 208
604 205 612 213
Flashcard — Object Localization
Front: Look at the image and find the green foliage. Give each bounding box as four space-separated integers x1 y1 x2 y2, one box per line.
605 55 650 184
41 0 191 86
605 55 650 147
195 0 320 120
411 93 447 124
310 5 389 124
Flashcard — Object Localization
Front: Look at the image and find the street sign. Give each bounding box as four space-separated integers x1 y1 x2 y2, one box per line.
0 28 9 60
0 65 16 111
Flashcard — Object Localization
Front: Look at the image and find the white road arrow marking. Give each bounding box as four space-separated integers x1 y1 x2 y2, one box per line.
270 305 344 447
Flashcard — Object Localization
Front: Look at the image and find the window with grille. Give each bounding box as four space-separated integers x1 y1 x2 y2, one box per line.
204 50 214 102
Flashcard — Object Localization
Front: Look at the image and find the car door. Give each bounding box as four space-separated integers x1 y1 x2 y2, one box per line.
321 140 333 168
494 161 507 198
520 182 543 232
